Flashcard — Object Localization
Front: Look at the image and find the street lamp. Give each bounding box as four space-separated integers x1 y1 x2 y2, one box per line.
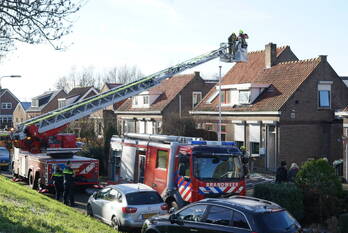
0 75 22 129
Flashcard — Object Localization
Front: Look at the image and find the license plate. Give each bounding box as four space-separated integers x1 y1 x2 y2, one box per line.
142 213 157 219
0 163 9 166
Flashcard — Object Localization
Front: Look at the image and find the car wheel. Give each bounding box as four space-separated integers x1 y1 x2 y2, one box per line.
86 204 94 217
111 216 120 230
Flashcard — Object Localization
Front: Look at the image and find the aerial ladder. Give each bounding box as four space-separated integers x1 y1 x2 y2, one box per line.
13 33 248 153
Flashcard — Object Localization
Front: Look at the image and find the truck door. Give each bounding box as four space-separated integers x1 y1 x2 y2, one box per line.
146 147 169 194
120 145 137 182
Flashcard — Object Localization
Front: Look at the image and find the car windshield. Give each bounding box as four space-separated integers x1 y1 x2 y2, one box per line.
193 156 243 180
254 211 299 232
126 191 163 205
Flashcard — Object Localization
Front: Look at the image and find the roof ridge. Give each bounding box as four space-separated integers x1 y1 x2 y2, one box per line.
248 45 289 54
278 57 320 65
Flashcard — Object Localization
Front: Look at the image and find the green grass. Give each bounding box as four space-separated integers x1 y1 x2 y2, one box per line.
0 175 116 233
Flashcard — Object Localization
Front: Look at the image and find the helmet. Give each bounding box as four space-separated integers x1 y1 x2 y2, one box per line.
239 29 244 34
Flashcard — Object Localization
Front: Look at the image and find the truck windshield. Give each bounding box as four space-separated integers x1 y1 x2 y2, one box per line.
193 156 243 180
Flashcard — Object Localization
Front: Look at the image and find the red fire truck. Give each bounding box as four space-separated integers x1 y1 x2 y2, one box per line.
11 35 248 192
11 132 99 190
111 133 248 208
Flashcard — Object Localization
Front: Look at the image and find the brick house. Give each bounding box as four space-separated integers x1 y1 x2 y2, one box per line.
191 43 348 171
12 102 31 128
115 72 215 135
0 89 20 129
59 86 99 136
26 90 67 119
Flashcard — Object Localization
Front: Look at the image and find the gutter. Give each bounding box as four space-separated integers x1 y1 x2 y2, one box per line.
189 111 281 116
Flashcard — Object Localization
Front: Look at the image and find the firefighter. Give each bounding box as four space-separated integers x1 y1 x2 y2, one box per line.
228 32 238 55
63 160 76 207
52 166 64 201
238 30 249 49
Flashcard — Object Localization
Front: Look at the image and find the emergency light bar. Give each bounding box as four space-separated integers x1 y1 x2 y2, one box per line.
189 140 236 146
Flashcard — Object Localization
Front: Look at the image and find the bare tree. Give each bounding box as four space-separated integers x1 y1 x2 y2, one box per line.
0 0 85 55
103 65 143 84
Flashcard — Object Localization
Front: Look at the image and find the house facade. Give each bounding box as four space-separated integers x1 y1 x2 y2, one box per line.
0 89 20 129
115 72 215 135
12 102 31 128
26 90 67 118
192 43 348 171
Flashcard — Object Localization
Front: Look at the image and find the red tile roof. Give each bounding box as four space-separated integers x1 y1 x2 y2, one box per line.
117 73 197 113
195 47 321 112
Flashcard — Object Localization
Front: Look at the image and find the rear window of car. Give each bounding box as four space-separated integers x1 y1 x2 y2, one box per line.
125 191 163 205
254 210 297 232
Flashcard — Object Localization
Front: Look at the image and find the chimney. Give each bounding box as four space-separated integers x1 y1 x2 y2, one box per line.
265 43 277 68
194 71 200 77
319 55 327 62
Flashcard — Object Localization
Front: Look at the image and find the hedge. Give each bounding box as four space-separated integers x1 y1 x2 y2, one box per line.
254 183 304 221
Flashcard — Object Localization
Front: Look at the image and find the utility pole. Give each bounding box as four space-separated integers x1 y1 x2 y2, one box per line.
218 66 222 142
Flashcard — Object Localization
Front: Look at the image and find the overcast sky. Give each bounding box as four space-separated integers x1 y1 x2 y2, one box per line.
1 0 347 101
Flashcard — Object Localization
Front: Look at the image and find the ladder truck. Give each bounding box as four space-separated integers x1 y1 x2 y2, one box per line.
11 34 248 191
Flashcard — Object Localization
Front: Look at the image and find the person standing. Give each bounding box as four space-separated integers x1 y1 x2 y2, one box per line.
63 160 75 207
228 32 237 55
288 163 299 182
275 161 288 183
52 166 64 201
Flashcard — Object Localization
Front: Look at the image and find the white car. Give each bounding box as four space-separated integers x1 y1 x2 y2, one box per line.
87 183 168 231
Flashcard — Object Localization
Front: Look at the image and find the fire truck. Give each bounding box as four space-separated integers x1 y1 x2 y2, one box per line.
111 133 248 208
11 34 248 191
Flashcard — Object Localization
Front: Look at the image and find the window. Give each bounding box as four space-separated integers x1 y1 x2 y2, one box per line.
1 103 12 109
205 205 233 226
143 95 149 105
156 150 168 169
232 211 250 229
318 82 332 108
239 90 250 104
234 124 245 142
31 99 39 107
177 204 207 222
132 96 138 106
221 90 230 104
192 92 202 108
126 191 163 205
206 123 213 131
58 98 66 108
251 142 260 154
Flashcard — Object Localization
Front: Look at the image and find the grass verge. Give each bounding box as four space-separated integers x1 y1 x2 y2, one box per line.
0 175 116 233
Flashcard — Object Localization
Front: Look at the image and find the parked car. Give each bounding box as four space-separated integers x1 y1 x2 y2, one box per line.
0 147 10 170
142 195 302 233
87 183 168 231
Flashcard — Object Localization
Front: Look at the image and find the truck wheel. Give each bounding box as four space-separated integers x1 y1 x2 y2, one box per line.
29 172 38 190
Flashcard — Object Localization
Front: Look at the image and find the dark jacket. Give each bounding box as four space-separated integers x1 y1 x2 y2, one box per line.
288 167 299 182
52 171 64 187
275 166 288 183
63 167 74 185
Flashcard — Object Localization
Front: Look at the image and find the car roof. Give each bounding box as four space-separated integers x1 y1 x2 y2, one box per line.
198 196 283 214
107 183 155 195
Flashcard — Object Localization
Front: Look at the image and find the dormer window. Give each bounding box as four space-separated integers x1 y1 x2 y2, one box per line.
143 95 149 105
132 97 138 106
58 98 66 108
32 99 39 107
239 90 250 104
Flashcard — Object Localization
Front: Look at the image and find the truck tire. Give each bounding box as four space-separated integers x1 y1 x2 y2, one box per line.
29 172 38 190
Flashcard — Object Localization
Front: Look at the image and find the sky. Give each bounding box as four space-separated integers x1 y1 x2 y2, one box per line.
1 0 348 101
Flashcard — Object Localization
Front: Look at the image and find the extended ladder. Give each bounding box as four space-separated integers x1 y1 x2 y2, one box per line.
16 42 247 138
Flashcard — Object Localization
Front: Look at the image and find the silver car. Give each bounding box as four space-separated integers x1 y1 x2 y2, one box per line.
87 183 168 231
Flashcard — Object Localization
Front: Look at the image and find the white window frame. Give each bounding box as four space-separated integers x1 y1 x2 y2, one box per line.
143 95 149 105
1 102 12 109
192 91 202 108
239 90 250 104
318 82 332 109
